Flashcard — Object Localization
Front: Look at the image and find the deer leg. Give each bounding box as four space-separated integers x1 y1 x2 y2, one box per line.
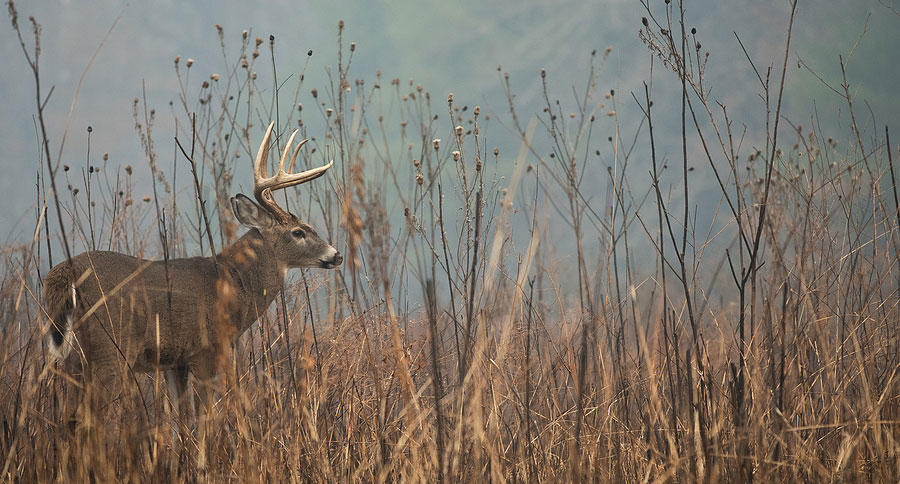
188 354 217 474
165 365 192 420
165 364 193 461
56 357 85 435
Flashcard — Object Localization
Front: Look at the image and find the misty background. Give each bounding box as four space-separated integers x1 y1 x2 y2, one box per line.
2 0 898 254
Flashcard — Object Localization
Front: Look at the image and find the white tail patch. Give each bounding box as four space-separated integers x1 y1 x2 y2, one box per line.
47 283 76 362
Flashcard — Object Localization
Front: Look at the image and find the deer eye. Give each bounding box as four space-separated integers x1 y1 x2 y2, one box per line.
291 229 305 239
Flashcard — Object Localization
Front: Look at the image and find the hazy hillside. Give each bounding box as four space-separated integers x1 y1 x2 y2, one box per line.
2 1 898 238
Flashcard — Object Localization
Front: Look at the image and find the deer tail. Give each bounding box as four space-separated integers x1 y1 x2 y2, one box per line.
47 282 76 362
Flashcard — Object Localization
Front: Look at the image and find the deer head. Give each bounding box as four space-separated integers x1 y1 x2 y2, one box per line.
230 122 343 270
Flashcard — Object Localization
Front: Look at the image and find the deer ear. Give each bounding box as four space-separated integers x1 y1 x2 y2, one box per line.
231 194 276 229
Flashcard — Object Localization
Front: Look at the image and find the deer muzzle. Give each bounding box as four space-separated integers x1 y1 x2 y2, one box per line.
320 247 343 269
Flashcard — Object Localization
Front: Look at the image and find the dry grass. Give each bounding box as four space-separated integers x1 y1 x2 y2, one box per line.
2 1 900 482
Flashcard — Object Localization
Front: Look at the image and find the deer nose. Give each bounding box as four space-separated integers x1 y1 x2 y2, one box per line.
321 250 342 269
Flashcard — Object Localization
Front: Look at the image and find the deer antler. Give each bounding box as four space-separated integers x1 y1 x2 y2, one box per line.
253 122 334 222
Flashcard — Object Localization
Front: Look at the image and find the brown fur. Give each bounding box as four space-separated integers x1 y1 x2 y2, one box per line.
44 200 341 422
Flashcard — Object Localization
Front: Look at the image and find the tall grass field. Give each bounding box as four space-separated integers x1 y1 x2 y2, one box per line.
2 1 899 482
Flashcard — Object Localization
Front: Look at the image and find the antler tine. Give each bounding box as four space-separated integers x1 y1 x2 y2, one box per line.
253 122 275 189
287 138 308 174
252 122 334 222
277 130 299 176
261 131 333 191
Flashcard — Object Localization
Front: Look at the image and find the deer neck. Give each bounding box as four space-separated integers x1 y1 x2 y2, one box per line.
216 228 287 336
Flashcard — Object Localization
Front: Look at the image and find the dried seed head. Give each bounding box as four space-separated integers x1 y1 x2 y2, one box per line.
174 56 180 64
311 89 318 98
211 74 219 81
326 108 333 117
63 164 70 172
447 92 453 104
143 196 151 202
251 72 257 80
269 34 274 45
125 165 132 175
350 42 355 52
413 158 420 167
242 29 248 39
415 173 424 185
455 126 463 137
452 151 460 161
493 147 499 156
252 49 259 59
541 68 546 78
473 105 480 116
642 17 648 26
338 19 344 29
297 103 303 111
103 153 108 161
433 138 440 150
186 58 194 67
202 81 210 89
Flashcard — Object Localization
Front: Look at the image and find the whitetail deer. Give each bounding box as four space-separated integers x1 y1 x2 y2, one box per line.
43 122 341 423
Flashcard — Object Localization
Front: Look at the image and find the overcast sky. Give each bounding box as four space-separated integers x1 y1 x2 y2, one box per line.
3 1 898 244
